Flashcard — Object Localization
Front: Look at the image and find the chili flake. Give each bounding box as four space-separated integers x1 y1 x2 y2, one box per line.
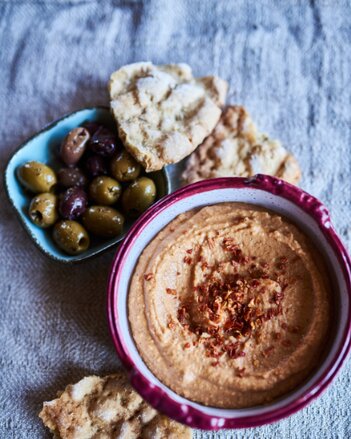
236 367 245 377
166 288 177 295
183 256 192 265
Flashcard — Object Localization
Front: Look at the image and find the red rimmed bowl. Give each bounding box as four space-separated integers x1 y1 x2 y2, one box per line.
107 175 351 430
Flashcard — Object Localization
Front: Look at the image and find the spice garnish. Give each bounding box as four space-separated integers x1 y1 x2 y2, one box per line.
201 261 209 271
166 288 177 295
236 367 245 377
173 243 291 362
183 256 192 265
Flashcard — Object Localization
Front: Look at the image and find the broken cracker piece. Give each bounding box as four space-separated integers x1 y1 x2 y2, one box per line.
109 62 228 172
182 105 301 185
39 372 192 439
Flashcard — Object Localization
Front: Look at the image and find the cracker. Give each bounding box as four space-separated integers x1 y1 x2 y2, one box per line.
39 372 192 439
109 62 228 172
182 105 301 185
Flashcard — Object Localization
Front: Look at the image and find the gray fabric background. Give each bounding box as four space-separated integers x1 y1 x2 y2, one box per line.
1 0 350 437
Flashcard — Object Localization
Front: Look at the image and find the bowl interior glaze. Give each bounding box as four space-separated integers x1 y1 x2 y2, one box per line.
4 107 170 263
108 176 351 429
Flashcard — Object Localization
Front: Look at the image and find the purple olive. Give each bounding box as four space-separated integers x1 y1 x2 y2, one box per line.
83 154 108 178
83 121 101 137
57 167 87 189
60 127 90 166
59 187 88 220
89 126 118 157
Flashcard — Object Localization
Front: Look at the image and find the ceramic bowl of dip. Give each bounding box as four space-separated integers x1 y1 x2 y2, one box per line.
107 175 351 429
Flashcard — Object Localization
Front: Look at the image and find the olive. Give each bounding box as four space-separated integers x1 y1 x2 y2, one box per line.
53 220 90 255
89 126 118 157
60 127 90 166
122 177 156 217
57 167 87 188
59 187 88 220
28 193 58 228
110 150 141 182
17 161 57 193
83 154 108 178
82 121 101 136
82 206 124 238
89 176 122 205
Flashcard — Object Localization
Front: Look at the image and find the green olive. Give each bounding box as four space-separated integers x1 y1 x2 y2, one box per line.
110 150 141 182
122 177 156 217
29 193 58 228
17 161 57 193
82 206 124 238
53 220 90 255
89 176 122 205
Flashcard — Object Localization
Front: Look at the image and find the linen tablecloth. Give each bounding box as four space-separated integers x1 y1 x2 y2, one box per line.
1 1 350 437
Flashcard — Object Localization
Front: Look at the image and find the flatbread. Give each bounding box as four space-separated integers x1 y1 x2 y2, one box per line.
182 105 301 185
109 62 228 171
39 372 192 439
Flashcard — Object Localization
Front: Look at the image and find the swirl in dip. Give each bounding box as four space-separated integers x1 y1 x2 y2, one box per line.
128 203 331 408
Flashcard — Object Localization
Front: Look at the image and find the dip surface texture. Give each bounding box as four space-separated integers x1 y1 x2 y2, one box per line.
128 203 331 408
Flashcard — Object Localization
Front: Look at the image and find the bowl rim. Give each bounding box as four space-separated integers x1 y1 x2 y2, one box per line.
107 175 351 429
3 106 170 264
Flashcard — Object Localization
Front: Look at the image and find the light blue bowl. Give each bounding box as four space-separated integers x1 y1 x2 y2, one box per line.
4 107 170 263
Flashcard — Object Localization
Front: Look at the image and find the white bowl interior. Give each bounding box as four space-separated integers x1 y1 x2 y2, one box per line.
115 187 349 418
